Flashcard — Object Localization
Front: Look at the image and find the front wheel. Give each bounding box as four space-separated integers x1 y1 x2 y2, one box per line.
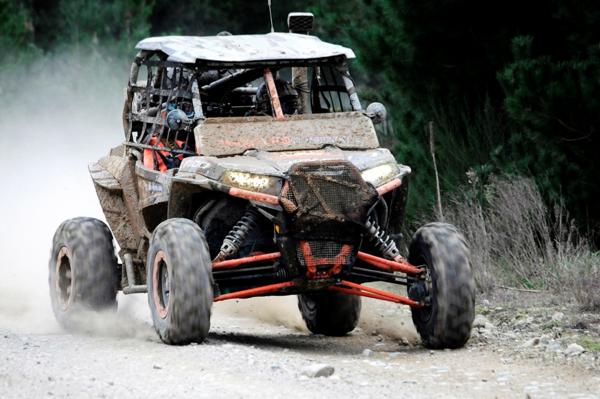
147 218 214 345
408 222 475 349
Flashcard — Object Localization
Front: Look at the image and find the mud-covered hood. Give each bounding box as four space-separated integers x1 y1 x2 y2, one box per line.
177 147 408 181
194 112 380 157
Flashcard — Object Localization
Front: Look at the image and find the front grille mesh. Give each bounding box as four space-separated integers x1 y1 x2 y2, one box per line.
279 161 377 276
282 162 368 222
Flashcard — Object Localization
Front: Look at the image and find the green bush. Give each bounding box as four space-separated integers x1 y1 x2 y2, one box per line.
498 35 600 227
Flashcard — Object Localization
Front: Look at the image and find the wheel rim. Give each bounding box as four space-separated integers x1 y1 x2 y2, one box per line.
412 254 434 323
56 247 73 311
152 250 170 319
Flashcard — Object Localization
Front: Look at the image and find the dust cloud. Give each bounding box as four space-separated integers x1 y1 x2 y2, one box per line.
214 293 419 344
0 50 417 343
215 297 308 332
0 50 135 334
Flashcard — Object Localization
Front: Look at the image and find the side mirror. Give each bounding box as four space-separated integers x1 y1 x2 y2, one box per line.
366 102 387 125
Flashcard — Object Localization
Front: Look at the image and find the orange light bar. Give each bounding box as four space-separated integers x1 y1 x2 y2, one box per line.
357 251 422 275
212 252 281 270
214 281 296 302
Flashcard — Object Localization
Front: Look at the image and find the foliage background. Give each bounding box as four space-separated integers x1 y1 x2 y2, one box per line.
1 0 599 242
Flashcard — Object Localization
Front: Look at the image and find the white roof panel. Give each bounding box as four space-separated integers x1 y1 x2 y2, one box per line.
135 32 355 63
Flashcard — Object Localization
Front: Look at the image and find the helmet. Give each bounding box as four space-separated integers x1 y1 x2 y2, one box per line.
166 109 190 130
255 79 299 116
165 100 194 130
166 101 194 118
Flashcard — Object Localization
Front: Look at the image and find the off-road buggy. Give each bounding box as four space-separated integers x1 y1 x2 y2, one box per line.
49 13 475 348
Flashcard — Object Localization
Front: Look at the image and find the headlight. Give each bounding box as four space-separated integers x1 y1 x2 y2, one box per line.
361 163 399 187
221 171 280 193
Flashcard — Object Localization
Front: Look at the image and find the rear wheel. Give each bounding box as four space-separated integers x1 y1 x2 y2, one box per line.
298 291 361 336
48 217 119 330
408 222 475 349
147 218 214 345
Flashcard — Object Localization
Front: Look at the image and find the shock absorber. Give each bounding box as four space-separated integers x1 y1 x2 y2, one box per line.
364 217 402 261
213 207 261 262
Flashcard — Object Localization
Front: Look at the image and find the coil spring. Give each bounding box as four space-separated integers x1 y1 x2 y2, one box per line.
275 264 289 280
365 217 400 260
215 207 261 261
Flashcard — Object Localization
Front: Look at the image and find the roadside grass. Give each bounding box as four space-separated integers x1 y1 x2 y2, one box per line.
476 305 491 316
541 320 562 331
405 103 600 310
578 337 600 352
440 175 600 310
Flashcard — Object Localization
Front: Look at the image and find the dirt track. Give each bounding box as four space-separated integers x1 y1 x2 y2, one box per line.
1 296 599 399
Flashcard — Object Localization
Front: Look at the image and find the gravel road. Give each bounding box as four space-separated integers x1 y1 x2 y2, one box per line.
1 295 599 399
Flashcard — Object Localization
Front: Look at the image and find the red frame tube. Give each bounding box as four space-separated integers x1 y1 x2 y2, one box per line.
228 187 280 205
299 241 352 279
377 178 402 195
330 280 422 307
212 252 281 270
264 68 285 121
210 246 423 307
214 281 295 302
357 251 422 275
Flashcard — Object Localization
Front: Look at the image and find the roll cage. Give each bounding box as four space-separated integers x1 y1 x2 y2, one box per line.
122 50 362 169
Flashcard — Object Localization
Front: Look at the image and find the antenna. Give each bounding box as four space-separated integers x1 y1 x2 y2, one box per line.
267 0 274 32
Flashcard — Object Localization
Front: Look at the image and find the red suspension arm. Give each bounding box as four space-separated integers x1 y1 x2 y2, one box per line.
329 280 423 307
212 252 281 270
214 281 296 302
357 251 422 275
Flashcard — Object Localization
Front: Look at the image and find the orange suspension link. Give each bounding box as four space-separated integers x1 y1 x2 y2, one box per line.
214 281 296 302
212 252 281 270
357 251 422 275
329 280 423 307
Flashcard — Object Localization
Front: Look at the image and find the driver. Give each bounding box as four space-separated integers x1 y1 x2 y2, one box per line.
143 99 194 172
